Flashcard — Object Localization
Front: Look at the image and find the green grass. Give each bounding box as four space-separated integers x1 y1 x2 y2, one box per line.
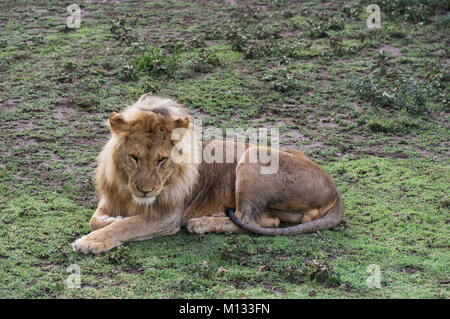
0 0 448 298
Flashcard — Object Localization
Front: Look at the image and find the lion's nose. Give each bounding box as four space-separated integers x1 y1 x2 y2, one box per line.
136 185 154 197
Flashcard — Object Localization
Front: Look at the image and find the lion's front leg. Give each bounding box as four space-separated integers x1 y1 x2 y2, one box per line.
89 205 124 231
73 213 181 254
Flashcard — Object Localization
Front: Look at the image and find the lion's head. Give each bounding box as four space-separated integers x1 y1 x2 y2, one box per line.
95 95 199 210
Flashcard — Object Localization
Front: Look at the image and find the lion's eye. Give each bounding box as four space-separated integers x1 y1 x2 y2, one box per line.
130 155 139 163
157 157 167 165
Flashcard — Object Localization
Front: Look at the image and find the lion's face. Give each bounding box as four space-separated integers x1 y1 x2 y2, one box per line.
121 130 174 205
108 111 189 205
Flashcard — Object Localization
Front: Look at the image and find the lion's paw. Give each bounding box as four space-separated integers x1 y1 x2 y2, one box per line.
72 230 121 254
186 218 208 234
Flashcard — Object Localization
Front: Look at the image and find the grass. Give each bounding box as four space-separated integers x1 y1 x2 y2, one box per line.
0 0 448 298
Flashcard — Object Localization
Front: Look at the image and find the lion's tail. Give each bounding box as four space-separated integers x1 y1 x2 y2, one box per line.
226 192 344 236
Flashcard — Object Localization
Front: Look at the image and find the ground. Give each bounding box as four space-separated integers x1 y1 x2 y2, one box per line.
0 0 448 298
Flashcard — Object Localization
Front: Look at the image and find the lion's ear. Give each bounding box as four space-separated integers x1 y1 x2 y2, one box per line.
169 117 189 144
108 112 128 134
174 117 189 129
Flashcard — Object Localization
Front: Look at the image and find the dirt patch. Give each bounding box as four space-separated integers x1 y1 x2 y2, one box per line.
362 149 409 159
224 0 238 6
403 266 422 274
379 44 404 57
15 121 35 133
52 98 76 120
1 99 18 112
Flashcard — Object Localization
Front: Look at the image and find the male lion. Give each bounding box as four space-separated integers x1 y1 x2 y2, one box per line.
72 94 344 254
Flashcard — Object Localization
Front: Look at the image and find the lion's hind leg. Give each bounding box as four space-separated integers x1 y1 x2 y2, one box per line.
186 212 280 234
186 216 242 234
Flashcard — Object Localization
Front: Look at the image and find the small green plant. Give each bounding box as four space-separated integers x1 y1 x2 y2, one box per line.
161 40 185 54
342 2 360 20
263 68 305 94
170 275 209 294
191 51 220 73
328 36 357 57
372 50 391 75
395 79 429 114
349 75 431 114
135 45 179 77
189 36 206 48
70 76 101 109
244 41 301 60
226 26 249 52
302 260 341 287
139 80 160 94
307 13 345 38
109 15 137 45
264 263 305 284
427 70 450 111
282 9 296 18
62 60 78 72
105 246 133 265
362 115 420 134
0 38 8 49
118 64 137 81
204 28 226 40
375 0 449 24
253 23 282 40
71 94 100 109
219 235 252 266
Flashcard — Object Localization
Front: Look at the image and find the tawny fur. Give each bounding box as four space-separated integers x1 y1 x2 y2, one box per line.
94 95 200 221
72 94 344 254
